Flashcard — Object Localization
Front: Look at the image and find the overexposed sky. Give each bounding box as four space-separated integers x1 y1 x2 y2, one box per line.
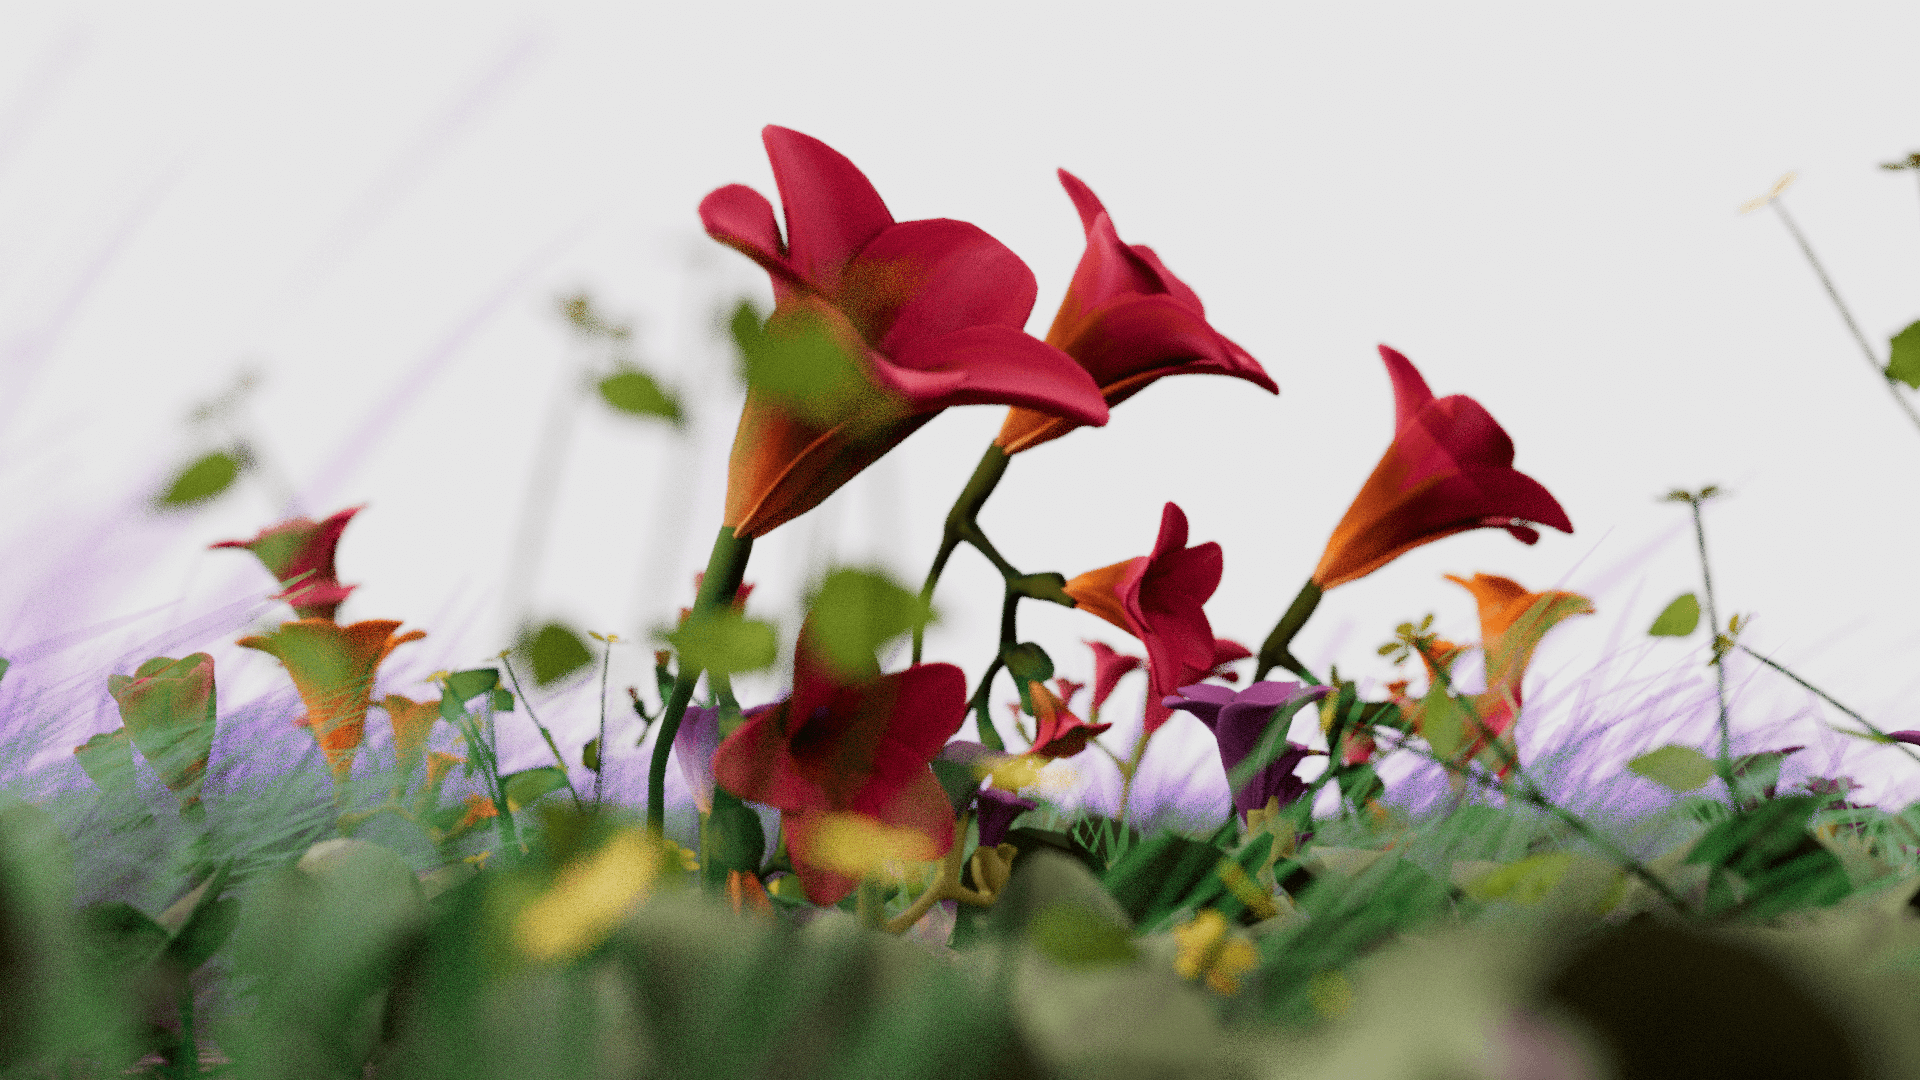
4 3 1920 806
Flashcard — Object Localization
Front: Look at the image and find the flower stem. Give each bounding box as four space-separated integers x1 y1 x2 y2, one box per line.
1678 491 1738 793
500 655 583 809
595 635 613 807
915 445 1010 662
648 526 754 833
1254 581 1323 683
1736 642 1920 771
1767 200 1920 439
1116 727 1151 827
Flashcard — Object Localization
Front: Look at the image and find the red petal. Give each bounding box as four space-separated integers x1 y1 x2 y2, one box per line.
1054 293 1276 396
1379 345 1437 435
763 126 895 291
700 183 803 289
1056 168 1108 235
883 326 1108 426
856 219 1037 351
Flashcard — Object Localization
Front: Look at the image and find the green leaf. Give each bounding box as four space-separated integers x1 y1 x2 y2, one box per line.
79 902 169 972
490 687 514 712
155 450 241 509
1648 593 1701 637
73 729 135 793
1460 852 1576 904
729 300 894 429
805 567 933 675
1628 744 1717 792
1889 319 1920 389
1029 903 1137 967
929 758 982 815
597 369 683 424
0 656 12 685
518 623 593 687
1420 686 1466 761
582 736 602 773
443 668 499 703
1001 642 1054 714
701 787 767 886
663 610 778 676
163 862 238 972
502 766 569 813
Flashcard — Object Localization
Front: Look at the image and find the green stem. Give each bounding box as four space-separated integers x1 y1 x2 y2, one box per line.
1736 642 1920 771
915 445 1011 663
1116 728 1150 827
501 655 583 809
1769 201 1920 439
1255 581 1324 683
648 526 754 833
595 636 613 807
1683 495 1738 793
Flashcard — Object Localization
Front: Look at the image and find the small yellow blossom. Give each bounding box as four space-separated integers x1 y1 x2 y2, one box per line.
1172 909 1259 995
515 828 660 963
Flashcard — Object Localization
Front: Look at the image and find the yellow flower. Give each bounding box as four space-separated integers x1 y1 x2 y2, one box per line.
1172 909 1259 995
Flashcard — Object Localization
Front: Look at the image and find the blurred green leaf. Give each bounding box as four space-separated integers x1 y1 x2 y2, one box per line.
490 687 514 712
1889 319 1920 389
1029 903 1136 967
730 300 891 429
807 567 933 676
155 450 241 509
502 766 568 813
1001 641 1054 704
582 736 602 773
702 787 766 887
663 609 778 676
73 729 135 793
1649 593 1702 637
443 668 499 703
1460 851 1576 904
597 368 683 424
1421 686 1466 761
930 758 981 815
163 862 238 972
518 623 593 687
79 902 168 972
1629 744 1717 792
0 657 10 685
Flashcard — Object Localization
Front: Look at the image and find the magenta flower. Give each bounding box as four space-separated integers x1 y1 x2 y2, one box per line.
1164 681 1329 818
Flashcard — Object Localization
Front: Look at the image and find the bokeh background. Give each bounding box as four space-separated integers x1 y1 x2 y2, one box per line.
5 3 1920 817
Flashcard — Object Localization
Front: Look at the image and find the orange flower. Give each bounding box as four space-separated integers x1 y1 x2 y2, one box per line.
1415 574 1593 777
379 693 441 786
1312 347 1572 590
238 619 425 783
1020 680 1112 759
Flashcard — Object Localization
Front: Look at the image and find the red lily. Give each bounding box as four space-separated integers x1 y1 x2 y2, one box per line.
1063 502 1225 735
1312 348 1571 590
212 506 363 621
996 170 1277 454
701 127 1109 538
709 627 968 905
237 619 426 783
1086 641 1142 720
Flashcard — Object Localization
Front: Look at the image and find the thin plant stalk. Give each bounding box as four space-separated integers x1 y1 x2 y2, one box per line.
1737 642 1920 771
591 633 617 806
500 654 584 809
1765 198 1920 438
1677 490 1738 793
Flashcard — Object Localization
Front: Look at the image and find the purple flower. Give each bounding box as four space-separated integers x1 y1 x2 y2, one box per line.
1165 681 1328 818
976 787 1037 847
675 704 724 814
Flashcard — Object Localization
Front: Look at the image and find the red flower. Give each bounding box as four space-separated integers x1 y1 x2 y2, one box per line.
1063 503 1224 735
1312 348 1571 590
701 127 1109 538
1022 680 1112 759
212 506 363 620
237 619 426 783
710 629 968 905
996 170 1277 454
1086 641 1143 719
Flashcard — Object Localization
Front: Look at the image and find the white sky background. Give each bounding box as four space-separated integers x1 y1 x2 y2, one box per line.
5 2 1920 812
